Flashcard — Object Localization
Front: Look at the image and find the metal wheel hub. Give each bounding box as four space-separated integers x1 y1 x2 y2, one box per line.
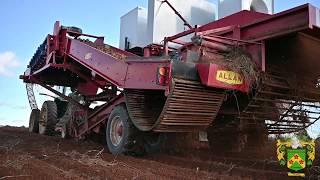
110 116 124 146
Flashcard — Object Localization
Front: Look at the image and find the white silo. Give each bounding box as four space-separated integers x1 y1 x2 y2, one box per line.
218 0 274 19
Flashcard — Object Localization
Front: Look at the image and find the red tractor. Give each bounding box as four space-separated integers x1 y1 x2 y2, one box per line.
21 4 320 155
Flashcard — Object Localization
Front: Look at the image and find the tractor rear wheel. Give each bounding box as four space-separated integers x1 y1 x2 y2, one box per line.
106 104 144 156
39 101 58 135
29 109 40 133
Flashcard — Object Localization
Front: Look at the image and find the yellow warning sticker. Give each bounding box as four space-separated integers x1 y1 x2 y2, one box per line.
216 70 243 85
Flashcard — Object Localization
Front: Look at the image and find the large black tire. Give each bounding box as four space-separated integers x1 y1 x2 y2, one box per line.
29 109 40 133
106 104 144 156
39 101 58 135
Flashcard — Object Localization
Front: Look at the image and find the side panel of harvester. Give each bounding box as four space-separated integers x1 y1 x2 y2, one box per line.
68 39 169 90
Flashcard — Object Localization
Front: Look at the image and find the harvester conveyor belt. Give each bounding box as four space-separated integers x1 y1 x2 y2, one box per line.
125 79 225 132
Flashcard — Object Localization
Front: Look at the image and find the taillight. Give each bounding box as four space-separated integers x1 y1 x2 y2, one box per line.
157 67 169 86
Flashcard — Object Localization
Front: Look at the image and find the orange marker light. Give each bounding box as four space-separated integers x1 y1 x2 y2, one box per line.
159 67 167 76
157 67 169 86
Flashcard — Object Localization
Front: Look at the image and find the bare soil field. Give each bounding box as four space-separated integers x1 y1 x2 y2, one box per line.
0 127 318 180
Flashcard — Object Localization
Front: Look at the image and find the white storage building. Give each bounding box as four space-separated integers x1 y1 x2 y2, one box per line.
119 0 216 50
219 0 274 19
119 0 274 50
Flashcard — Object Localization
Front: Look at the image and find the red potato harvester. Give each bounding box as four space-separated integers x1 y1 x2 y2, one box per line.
21 3 320 155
